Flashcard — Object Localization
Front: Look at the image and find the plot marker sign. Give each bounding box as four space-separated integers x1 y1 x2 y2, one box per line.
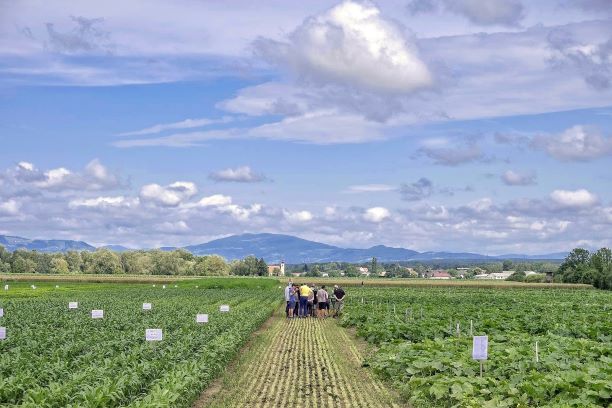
220 305 230 313
0 308 4 318
4 284 8 290
196 314 209 323
91 309 104 319
143 303 152 311
146 329 163 341
68 302 78 309
0 327 5 340
472 335 488 360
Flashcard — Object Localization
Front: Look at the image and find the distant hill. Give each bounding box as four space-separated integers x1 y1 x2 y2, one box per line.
0 235 95 252
0 233 568 262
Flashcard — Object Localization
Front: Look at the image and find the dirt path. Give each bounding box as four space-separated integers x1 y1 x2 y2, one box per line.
195 310 403 408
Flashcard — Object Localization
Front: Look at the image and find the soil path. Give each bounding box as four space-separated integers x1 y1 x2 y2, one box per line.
195 309 403 408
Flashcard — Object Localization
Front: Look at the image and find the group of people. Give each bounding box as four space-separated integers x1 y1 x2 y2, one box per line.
284 282 346 319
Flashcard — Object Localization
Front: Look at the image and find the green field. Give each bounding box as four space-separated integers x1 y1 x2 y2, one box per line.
1 277 610 407
341 287 612 407
0 278 281 407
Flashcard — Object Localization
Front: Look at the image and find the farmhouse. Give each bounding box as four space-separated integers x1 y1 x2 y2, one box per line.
429 270 452 279
358 266 370 276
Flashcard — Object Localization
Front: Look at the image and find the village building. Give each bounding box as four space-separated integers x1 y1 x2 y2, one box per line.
267 261 285 276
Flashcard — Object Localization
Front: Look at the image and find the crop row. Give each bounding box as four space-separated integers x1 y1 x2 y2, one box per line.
0 284 281 407
341 287 612 407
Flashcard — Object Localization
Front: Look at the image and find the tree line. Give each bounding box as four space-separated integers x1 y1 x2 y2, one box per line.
0 246 270 276
557 247 611 290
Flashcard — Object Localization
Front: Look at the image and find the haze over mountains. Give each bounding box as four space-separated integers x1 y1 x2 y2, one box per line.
0 233 567 263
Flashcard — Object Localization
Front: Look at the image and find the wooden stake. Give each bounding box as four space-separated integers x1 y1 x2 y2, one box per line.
535 341 539 363
480 361 483 377
470 319 473 336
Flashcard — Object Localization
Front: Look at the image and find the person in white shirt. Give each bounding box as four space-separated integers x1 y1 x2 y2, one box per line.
284 282 293 318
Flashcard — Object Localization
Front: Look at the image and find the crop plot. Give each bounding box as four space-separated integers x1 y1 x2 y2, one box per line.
201 311 403 407
341 287 612 407
0 280 280 407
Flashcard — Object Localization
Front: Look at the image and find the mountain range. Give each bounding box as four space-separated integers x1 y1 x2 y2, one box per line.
0 233 567 263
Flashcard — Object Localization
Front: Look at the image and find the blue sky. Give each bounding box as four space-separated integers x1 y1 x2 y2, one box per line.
0 0 611 254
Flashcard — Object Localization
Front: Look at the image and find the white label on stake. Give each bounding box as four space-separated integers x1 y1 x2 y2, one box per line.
146 329 163 341
91 309 104 319
69 302 78 309
0 327 5 340
196 314 209 323
219 305 230 312
0 308 3 318
472 335 488 360
143 303 152 310
162 285 166 289
4 285 8 290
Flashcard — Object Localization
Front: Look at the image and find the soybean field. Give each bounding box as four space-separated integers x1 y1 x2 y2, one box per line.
0 279 281 407
341 287 612 407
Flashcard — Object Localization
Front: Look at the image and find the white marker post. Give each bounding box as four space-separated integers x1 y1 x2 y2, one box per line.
68 302 78 309
472 335 488 377
535 341 539 363
91 309 104 319
162 285 166 289
55 285 59 289
0 327 5 340
0 308 4 318
456 322 461 337
470 320 473 336
196 314 209 323
145 329 163 341
142 303 152 311
219 305 230 313
153 284 156 287
3 284 8 291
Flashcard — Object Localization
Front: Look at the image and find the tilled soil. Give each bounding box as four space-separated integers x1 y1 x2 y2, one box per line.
196 312 403 407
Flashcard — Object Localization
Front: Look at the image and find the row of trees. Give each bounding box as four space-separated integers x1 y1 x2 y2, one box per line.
0 246 270 277
558 247 611 290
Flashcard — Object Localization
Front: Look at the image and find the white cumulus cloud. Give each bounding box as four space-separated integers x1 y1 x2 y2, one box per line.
254 0 432 94
284 210 314 223
139 181 197 207
363 206 390 222
550 189 598 208
534 125 612 161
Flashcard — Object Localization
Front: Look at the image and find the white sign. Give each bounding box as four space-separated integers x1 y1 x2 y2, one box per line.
68 302 78 309
472 336 488 360
55 285 59 289
0 308 3 318
174 285 178 288
0 327 5 340
196 314 209 323
142 303 152 310
4 285 8 290
91 309 104 319
219 305 230 312
145 329 163 341
162 285 166 289
31 285 36 290
152 284 156 287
